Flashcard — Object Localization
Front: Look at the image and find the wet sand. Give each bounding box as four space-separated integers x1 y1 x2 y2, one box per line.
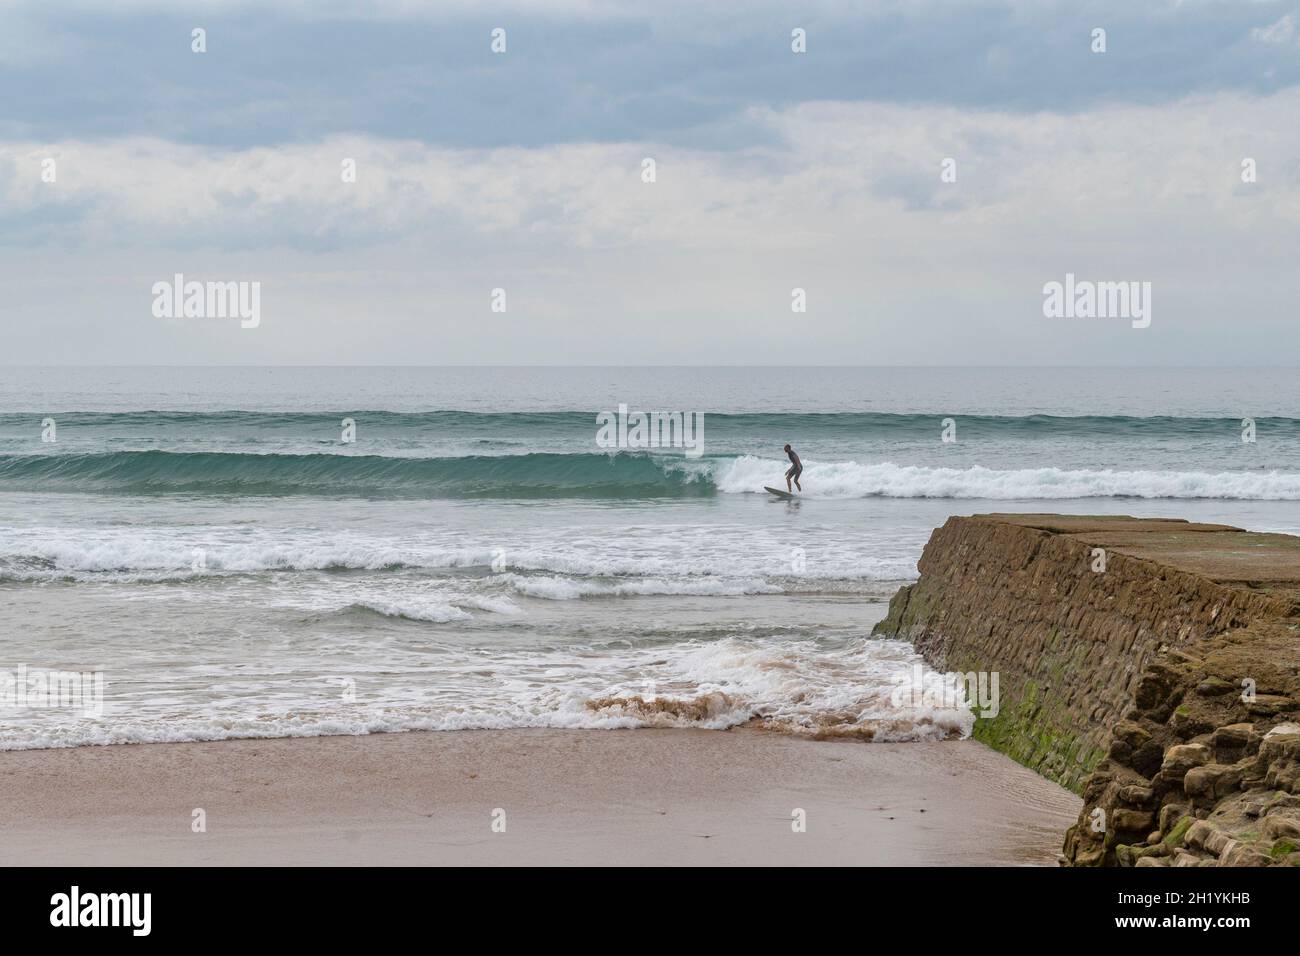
0 728 1080 866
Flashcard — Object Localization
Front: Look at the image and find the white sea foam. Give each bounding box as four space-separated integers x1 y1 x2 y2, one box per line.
347 599 474 624
497 573 783 600
451 594 523 615
0 534 411 575
0 526 911 585
0 636 973 750
710 456 1300 500
342 592 521 622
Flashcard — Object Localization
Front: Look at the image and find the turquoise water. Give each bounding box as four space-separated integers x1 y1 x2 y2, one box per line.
1 367 1297 749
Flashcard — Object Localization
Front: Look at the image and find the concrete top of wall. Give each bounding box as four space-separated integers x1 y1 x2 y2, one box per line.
965 514 1300 596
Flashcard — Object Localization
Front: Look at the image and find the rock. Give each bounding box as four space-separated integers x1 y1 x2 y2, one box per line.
1211 723 1253 762
1161 743 1210 779
1073 845 1105 866
1262 811 1300 841
1170 710 1217 738
1196 677 1237 697
1206 832 1235 857
1112 809 1155 833
1134 675 1168 710
1119 784 1155 805
1112 721 1151 748
1247 695 1297 717
1083 773 1115 803
1240 793 1273 818
1131 741 1165 778
1221 844 1272 867
1131 842 1169 860
1159 805 1189 834
1135 855 1167 867
1183 820 1213 850
1261 730 1300 760
1184 764 1242 800
1261 737 1300 793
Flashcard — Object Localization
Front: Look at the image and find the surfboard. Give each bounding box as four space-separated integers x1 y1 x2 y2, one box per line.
763 486 797 499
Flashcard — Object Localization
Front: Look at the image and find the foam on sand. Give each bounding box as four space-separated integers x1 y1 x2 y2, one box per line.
0 635 971 750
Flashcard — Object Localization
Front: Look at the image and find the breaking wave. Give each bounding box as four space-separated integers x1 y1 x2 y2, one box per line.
3 449 1298 500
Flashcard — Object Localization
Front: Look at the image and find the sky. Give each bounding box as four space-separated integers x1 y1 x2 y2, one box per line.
1 0 1298 365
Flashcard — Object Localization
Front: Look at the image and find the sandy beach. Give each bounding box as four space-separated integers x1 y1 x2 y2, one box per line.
0 728 1079 866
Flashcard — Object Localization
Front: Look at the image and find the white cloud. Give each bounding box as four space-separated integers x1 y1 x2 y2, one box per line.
6 90 1298 247
3 88 1299 364
1252 13 1296 45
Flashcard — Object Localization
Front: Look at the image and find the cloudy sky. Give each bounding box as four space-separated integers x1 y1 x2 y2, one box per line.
2 0 1298 365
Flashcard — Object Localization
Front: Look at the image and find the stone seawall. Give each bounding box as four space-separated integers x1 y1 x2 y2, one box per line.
873 514 1300 867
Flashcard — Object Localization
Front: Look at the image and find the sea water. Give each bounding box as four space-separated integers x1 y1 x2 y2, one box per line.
0 366 1296 749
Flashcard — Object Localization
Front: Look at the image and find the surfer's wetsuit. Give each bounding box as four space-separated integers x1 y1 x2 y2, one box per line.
785 448 802 480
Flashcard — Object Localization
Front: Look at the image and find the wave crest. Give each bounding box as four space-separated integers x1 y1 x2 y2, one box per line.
0 450 712 498
3 449 1297 500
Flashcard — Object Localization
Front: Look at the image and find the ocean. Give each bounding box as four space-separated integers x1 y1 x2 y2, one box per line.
2 366 1297 751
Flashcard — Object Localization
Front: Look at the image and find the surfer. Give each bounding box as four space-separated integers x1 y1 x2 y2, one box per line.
783 444 802 493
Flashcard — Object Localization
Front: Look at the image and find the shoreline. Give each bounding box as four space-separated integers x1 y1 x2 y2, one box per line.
0 727 1079 866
